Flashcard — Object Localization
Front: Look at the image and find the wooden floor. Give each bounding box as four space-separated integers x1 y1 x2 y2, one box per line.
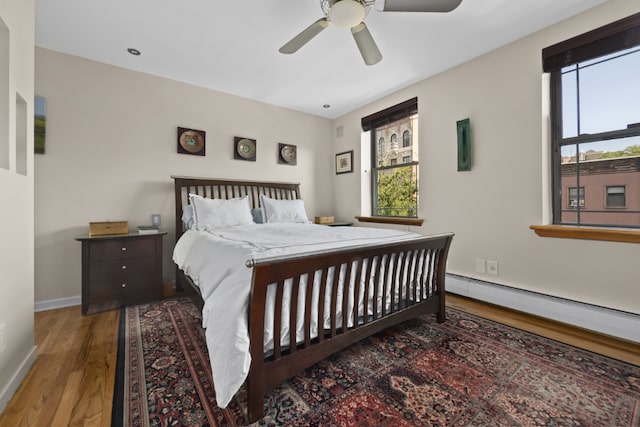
0 294 638 426
0 306 119 427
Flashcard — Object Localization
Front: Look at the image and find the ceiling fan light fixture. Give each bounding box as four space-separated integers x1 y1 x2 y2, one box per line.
328 0 365 28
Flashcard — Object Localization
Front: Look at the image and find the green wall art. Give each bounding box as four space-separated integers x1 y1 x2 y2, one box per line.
456 118 471 171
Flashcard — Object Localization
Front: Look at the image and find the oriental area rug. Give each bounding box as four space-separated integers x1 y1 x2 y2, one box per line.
112 297 640 426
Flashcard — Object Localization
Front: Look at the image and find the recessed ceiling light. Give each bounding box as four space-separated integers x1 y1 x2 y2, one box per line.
127 48 141 56
323 104 330 108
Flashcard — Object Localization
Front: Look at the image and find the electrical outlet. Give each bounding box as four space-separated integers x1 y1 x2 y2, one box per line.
475 259 486 274
487 260 499 276
0 323 6 353
151 214 161 227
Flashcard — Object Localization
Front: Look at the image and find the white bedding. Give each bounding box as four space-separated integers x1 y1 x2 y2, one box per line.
172 223 422 408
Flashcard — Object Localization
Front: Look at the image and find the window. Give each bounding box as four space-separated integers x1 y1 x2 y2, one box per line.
403 130 411 148
544 12 640 228
362 98 418 218
606 186 626 208
568 187 585 208
378 137 385 166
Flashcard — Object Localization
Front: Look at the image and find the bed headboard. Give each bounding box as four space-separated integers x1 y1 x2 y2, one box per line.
172 175 301 241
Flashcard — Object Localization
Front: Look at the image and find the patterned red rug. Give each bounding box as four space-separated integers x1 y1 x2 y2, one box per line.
112 297 640 426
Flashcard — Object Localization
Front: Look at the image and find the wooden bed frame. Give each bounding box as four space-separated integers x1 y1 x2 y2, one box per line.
172 175 454 422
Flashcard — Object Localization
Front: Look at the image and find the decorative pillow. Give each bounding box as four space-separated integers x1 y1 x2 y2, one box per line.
181 205 195 229
260 194 310 223
251 207 264 224
189 194 254 230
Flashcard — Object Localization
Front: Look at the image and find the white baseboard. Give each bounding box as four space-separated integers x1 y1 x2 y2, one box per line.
0 345 38 415
34 295 81 312
446 274 639 343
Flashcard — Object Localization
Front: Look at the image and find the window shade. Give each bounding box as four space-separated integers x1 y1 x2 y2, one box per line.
542 12 640 72
361 97 417 132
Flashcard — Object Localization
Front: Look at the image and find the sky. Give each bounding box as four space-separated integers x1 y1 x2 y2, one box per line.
561 46 640 154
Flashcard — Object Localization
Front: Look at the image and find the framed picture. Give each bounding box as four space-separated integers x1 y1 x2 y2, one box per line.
278 143 297 165
177 127 206 156
456 118 471 171
234 137 257 161
35 96 46 154
335 150 353 174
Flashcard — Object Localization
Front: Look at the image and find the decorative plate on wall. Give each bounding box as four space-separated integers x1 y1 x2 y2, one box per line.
278 143 297 165
234 137 257 161
177 127 206 156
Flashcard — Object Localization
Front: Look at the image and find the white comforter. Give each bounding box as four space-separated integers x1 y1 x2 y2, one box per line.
172 223 421 408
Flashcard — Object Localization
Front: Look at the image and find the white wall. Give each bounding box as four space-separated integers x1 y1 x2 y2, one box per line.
0 0 36 413
34 48 333 303
333 0 640 316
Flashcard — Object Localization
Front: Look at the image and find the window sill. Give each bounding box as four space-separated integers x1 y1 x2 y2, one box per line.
356 216 424 226
530 225 640 244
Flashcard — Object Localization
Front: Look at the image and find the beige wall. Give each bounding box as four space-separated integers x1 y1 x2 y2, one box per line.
0 0 35 411
34 48 333 302
333 0 640 315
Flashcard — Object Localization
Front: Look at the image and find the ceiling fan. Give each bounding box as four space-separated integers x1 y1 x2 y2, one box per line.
279 0 463 66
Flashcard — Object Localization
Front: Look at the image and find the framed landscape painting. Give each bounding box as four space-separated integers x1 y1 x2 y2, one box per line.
35 96 46 154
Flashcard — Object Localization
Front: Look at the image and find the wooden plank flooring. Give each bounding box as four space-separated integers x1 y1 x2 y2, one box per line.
0 294 637 426
0 306 119 427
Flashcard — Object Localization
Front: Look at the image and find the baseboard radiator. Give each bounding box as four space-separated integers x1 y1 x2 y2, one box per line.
446 274 639 343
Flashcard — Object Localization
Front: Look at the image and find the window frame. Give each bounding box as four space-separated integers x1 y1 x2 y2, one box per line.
402 130 411 148
361 98 420 221
545 12 640 229
605 185 626 208
568 187 585 209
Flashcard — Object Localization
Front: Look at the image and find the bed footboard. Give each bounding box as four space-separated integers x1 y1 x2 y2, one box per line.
246 232 453 422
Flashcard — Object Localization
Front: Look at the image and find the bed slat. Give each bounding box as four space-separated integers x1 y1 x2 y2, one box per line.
304 273 314 347
329 265 340 338
317 268 328 343
273 280 284 360
289 276 300 354
352 259 363 328
341 261 353 333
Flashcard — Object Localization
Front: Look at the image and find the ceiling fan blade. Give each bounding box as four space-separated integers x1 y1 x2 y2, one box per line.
375 0 463 13
279 18 329 54
351 22 382 66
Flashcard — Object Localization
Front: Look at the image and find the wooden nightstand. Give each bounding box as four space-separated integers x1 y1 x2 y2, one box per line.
76 232 166 314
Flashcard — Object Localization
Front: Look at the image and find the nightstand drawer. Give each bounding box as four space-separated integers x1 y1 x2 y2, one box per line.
89 256 156 280
89 238 155 261
88 275 159 304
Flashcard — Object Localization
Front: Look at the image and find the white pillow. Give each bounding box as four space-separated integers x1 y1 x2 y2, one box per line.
189 194 254 230
260 194 310 223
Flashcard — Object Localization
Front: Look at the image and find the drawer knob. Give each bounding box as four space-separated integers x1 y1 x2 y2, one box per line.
121 265 127 270
121 247 127 251
121 283 126 288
